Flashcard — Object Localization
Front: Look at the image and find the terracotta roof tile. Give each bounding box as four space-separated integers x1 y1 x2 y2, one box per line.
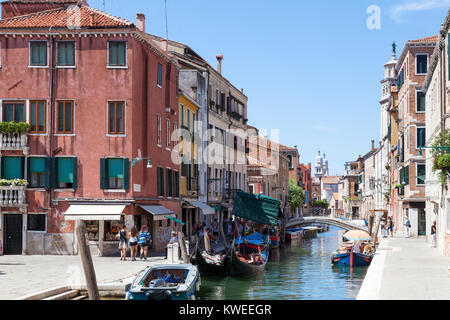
409 35 438 43
0 5 134 29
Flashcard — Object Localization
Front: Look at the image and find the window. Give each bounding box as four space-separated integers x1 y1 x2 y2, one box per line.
30 41 47 66
29 157 48 188
157 63 163 86
1 156 24 179
27 214 46 231
166 119 171 148
166 168 172 197
108 41 126 66
157 115 162 146
173 123 178 143
417 164 425 185
56 101 73 134
186 109 190 131
108 102 124 134
157 167 164 197
173 170 179 197
416 54 428 74
180 104 184 127
100 158 129 190
416 90 425 112
29 101 46 133
417 127 426 149
57 41 75 66
3 102 25 122
56 157 77 189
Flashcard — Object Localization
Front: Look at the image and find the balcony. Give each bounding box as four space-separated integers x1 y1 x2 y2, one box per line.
0 122 30 154
0 185 27 208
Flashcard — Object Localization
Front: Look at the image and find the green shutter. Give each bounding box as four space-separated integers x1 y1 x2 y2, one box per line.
44 157 51 188
72 157 78 189
49 157 56 188
2 157 23 179
100 158 107 189
30 157 46 172
108 158 124 178
123 158 130 190
57 158 73 183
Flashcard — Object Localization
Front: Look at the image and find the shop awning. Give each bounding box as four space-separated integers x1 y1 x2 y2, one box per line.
138 205 176 221
232 191 280 226
186 200 215 215
64 204 126 221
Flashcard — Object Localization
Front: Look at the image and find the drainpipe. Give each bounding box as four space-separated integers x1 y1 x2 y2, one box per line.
48 31 55 213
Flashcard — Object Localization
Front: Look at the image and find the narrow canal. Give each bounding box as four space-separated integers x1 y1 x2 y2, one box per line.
197 226 368 300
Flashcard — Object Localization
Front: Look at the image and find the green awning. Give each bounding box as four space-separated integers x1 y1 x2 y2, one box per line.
232 191 280 226
166 216 185 225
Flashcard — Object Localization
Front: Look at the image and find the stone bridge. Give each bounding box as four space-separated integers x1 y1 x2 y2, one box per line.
285 216 369 232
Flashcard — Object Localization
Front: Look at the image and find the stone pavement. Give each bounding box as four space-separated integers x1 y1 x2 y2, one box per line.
357 236 450 300
0 253 168 300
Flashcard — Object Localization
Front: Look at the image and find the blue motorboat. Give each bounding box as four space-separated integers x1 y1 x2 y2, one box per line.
125 264 200 300
331 243 373 267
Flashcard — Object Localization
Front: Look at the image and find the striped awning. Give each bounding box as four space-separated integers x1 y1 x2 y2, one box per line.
64 204 126 221
185 200 215 215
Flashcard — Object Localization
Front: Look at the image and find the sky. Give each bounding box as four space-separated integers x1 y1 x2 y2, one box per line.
88 0 450 175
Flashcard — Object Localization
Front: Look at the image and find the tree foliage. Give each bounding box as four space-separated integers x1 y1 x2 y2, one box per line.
431 129 450 186
288 178 305 211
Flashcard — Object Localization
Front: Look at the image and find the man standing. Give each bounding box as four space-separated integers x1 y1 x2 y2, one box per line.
404 216 411 238
431 221 437 248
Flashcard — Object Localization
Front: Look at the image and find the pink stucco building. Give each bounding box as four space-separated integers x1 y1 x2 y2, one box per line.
0 0 181 255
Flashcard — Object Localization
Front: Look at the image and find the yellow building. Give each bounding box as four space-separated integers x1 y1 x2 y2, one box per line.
178 91 199 197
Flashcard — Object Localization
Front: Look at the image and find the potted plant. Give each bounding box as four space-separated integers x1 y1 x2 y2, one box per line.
436 153 450 171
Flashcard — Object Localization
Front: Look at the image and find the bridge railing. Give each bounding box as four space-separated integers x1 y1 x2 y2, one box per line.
302 207 331 217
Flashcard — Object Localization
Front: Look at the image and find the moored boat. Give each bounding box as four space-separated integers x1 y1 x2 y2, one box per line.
192 236 230 275
331 242 373 267
227 233 269 276
302 226 319 239
285 227 303 241
125 264 200 300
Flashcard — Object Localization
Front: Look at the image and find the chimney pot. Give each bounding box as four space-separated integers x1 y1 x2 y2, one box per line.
136 13 145 32
216 54 223 74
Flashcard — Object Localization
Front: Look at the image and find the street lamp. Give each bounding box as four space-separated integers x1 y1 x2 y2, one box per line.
418 146 450 156
131 157 152 168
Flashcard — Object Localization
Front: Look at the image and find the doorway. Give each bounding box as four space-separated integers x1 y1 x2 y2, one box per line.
3 214 23 254
418 208 426 236
351 207 359 220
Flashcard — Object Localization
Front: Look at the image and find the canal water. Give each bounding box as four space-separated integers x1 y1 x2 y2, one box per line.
197 226 368 300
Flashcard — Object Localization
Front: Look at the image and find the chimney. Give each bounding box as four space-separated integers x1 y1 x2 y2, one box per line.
216 55 223 74
90 12 95 27
136 13 145 32
371 140 375 150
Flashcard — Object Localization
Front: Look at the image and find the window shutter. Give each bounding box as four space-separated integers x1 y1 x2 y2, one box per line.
50 157 56 189
44 157 51 188
100 158 107 189
72 157 78 189
123 158 130 190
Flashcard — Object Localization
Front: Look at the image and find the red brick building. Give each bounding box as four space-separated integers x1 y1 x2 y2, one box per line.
299 163 312 207
0 1 180 255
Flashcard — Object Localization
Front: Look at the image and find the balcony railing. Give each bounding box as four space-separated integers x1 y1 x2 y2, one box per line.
0 186 27 206
0 133 28 151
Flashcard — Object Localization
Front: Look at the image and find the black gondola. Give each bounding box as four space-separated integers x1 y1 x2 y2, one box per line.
191 233 231 276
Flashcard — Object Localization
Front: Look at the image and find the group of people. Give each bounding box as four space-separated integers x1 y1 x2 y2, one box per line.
381 217 394 238
118 225 152 261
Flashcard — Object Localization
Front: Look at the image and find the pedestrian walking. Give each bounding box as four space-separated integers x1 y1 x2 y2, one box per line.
404 216 411 238
387 217 394 237
431 220 437 248
129 227 139 261
381 219 388 238
118 225 128 261
138 226 152 260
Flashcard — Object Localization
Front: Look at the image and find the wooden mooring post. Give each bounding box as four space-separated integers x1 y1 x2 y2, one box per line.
75 220 100 300
178 231 190 263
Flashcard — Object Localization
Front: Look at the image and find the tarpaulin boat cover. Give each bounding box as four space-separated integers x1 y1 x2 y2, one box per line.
232 191 280 226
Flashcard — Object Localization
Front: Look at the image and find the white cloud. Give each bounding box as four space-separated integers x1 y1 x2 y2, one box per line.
390 0 450 23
